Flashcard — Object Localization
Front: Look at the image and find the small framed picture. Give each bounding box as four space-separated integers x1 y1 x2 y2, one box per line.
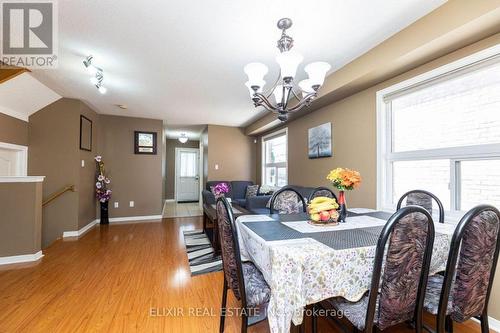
134 131 157 155
80 115 92 151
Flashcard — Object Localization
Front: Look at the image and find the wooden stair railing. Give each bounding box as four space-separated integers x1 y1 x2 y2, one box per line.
42 185 76 207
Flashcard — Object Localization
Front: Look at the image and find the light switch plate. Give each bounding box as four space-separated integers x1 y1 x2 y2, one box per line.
129 201 134 207
114 202 119 208
81 160 85 167
215 164 219 170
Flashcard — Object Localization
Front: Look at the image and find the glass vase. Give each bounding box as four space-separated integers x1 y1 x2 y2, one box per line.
338 190 347 223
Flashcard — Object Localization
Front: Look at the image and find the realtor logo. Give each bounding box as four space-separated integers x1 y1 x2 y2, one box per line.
1 0 58 68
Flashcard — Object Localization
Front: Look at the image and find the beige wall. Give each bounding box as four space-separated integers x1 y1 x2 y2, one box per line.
256 32 500 320
201 126 208 188
78 103 100 229
0 182 42 256
28 98 100 243
165 139 199 199
0 113 28 146
207 125 256 182
29 98 81 247
99 115 163 218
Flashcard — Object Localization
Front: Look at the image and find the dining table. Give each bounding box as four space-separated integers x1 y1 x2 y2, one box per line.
234 208 456 333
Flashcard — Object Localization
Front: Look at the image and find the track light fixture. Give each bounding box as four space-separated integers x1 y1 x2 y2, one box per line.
83 55 108 94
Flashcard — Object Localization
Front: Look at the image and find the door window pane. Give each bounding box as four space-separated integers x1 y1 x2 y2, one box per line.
392 62 500 152
392 159 451 210
180 151 197 177
460 159 500 211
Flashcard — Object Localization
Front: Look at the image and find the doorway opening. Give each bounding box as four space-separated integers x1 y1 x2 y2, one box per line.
175 147 200 203
0 142 28 176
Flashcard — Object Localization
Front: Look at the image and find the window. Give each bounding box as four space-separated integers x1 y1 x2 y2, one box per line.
378 47 500 215
262 128 287 188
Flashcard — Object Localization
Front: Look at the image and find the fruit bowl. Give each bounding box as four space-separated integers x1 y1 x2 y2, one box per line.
307 196 340 226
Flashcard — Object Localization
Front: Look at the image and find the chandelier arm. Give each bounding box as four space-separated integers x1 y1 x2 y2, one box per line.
290 86 302 101
282 85 293 109
287 93 317 112
253 93 278 112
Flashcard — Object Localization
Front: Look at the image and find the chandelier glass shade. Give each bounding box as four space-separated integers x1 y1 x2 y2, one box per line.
244 18 331 122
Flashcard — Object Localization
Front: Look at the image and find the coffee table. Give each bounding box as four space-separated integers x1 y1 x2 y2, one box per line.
203 203 251 253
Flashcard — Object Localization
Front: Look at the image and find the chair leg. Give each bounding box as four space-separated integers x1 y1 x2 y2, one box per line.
219 278 228 333
241 312 248 333
312 304 318 333
445 315 453 333
480 314 489 333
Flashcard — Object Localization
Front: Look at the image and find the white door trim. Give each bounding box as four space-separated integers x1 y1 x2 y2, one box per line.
0 142 28 176
174 147 200 202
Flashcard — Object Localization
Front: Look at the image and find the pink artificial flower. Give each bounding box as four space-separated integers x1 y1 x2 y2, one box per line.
96 182 102 189
98 175 105 181
94 155 102 162
105 178 110 184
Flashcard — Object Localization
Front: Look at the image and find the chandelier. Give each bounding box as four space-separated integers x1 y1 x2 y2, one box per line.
244 18 331 122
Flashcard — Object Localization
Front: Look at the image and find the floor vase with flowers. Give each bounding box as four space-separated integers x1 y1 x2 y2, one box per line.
95 155 112 225
100 201 109 224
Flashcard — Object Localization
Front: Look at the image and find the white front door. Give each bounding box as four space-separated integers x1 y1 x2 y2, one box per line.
175 148 200 202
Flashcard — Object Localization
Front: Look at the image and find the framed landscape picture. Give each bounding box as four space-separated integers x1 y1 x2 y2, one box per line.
308 122 332 159
134 131 157 154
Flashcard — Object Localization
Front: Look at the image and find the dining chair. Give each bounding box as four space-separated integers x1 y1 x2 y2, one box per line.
216 196 271 333
397 189 445 223
423 204 500 333
308 186 338 203
269 186 307 214
313 205 435 333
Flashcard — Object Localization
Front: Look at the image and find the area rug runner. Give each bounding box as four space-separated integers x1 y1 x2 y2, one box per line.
183 229 222 276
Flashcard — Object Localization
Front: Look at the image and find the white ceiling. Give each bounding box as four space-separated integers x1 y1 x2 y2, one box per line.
30 0 446 128
0 73 60 121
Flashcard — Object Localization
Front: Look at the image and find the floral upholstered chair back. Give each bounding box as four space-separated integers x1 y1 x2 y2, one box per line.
308 187 337 203
270 187 306 215
449 208 500 322
216 198 243 300
397 190 445 223
376 210 434 330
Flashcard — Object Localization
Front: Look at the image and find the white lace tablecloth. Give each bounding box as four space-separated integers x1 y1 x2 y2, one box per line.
235 213 455 333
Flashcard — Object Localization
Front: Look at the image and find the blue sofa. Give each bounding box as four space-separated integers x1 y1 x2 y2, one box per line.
202 181 264 209
202 182 318 215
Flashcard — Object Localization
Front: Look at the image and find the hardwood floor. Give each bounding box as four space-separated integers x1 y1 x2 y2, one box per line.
0 217 491 332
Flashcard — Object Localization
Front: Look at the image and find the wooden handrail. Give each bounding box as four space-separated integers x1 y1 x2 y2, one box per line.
42 185 76 207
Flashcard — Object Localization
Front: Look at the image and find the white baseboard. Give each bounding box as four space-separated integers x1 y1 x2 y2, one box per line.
97 215 163 223
165 199 175 203
472 316 500 332
63 219 98 238
0 250 43 265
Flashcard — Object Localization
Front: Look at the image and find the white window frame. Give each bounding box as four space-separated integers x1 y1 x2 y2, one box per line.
261 128 288 188
376 44 500 219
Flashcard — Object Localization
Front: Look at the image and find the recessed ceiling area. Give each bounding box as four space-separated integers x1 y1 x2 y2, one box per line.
30 0 446 127
164 125 206 141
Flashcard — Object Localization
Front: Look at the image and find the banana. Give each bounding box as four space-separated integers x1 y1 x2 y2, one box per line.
309 203 339 214
310 196 336 205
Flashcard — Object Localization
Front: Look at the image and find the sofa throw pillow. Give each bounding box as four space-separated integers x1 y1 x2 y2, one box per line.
210 182 231 198
245 185 259 198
